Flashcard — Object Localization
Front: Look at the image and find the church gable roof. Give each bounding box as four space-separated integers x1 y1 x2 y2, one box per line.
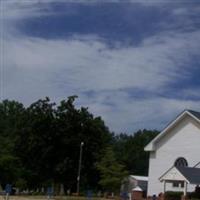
187 110 200 120
159 166 189 183
144 110 200 151
177 167 200 184
130 175 148 181
160 166 200 185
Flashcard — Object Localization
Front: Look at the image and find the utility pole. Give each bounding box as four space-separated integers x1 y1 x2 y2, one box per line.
77 141 84 195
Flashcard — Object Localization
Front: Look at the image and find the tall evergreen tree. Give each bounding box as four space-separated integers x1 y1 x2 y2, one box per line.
96 147 128 193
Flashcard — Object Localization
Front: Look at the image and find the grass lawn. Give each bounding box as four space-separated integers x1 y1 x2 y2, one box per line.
0 196 117 200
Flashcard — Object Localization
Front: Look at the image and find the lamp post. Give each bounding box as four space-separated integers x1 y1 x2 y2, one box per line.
77 141 84 195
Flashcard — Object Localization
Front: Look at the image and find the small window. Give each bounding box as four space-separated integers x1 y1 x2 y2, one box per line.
174 157 188 167
180 182 184 188
173 181 179 187
173 181 184 188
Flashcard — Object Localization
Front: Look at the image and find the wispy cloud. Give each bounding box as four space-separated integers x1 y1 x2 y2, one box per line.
1 0 200 132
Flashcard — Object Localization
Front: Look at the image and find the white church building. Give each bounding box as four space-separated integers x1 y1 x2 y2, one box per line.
145 110 200 196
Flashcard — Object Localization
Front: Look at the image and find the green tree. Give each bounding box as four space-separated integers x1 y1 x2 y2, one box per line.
96 147 128 193
0 97 158 193
113 130 159 175
14 96 112 192
15 97 57 188
55 96 112 191
0 100 25 185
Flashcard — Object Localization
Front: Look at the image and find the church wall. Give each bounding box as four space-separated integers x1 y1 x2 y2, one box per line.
147 116 200 196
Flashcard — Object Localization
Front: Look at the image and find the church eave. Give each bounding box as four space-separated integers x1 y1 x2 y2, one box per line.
144 110 200 152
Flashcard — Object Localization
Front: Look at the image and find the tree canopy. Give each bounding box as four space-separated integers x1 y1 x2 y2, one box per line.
96 147 128 193
0 97 158 193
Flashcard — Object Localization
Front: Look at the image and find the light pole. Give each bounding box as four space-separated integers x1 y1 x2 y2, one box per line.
77 141 84 195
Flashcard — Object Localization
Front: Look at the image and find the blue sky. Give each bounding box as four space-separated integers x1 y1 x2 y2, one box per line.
1 0 200 133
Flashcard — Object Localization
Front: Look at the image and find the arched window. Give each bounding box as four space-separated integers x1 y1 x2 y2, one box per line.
174 157 188 167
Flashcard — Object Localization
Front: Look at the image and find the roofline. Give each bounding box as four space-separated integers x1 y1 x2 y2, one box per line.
159 165 174 181
144 110 200 151
193 161 200 168
130 175 148 181
159 166 190 183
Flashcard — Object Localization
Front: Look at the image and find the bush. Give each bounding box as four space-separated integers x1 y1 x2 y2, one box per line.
15 178 27 190
165 191 183 200
188 192 200 199
31 191 46 195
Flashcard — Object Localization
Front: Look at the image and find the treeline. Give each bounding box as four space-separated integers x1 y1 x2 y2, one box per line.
0 96 158 193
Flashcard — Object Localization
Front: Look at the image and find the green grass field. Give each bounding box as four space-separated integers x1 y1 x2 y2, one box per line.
0 196 117 200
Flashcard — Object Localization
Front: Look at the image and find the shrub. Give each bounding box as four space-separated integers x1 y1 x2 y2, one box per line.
188 192 200 199
165 191 183 200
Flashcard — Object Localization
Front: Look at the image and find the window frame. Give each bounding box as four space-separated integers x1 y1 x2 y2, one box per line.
174 157 188 167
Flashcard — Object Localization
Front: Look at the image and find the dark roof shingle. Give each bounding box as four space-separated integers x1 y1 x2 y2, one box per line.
177 166 200 184
187 110 200 120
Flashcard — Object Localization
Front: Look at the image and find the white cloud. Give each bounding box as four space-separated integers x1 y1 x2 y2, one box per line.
0 0 83 25
79 90 200 133
1 0 200 132
1 1 51 20
5 28 200 92
180 88 200 99
2 27 200 132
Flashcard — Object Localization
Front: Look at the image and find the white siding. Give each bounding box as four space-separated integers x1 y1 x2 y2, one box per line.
147 115 200 196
